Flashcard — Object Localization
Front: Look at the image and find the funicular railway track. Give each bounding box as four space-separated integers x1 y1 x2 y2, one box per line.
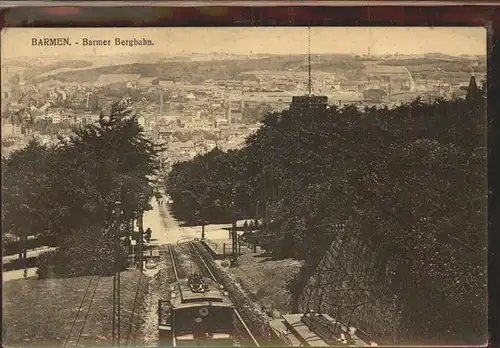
166 242 260 347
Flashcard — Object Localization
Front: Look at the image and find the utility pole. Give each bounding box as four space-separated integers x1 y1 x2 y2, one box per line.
112 201 122 347
200 206 205 240
21 235 27 279
138 209 144 272
231 220 238 263
231 186 238 263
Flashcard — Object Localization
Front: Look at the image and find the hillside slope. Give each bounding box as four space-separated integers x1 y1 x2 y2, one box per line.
34 55 362 84
298 215 487 345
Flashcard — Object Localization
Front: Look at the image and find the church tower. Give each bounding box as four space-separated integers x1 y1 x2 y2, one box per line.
466 74 480 101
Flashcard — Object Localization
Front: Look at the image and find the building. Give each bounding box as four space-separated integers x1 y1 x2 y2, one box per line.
215 118 230 129
159 80 175 87
289 95 328 114
158 126 174 141
1 123 22 137
45 109 63 124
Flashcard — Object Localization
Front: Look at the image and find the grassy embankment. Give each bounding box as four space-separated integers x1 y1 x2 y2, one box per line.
3 270 148 347
221 249 303 317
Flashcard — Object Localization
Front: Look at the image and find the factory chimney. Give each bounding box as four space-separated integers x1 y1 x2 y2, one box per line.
388 77 392 101
160 89 163 116
241 84 244 116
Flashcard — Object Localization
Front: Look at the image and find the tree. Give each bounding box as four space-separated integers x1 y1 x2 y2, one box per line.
363 88 387 103
165 90 486 343
1 100 165 277
2 139 54 263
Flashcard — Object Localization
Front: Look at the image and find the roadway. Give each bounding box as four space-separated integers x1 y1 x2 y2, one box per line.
142 198 202 245
142 198 243 246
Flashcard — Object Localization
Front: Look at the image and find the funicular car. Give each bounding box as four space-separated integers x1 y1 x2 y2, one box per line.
158 273 234 347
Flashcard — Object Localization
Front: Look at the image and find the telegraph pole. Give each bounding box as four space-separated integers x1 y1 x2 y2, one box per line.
138 209 144 272
136 192 146 272
200 206 205 240
112 201 122 346
231 186 238 263
22 235 27 279
231 221 238 263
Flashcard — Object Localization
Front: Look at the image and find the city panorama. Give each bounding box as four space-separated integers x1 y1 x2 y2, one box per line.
2 27 488 348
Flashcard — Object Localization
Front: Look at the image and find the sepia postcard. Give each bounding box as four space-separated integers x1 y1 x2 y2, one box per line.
1 27 488 347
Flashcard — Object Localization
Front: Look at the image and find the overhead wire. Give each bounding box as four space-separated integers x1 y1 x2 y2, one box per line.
75 277 101 345
62 224 113 348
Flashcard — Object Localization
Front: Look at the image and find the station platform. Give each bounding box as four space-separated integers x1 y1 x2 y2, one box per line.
127 240 161 264
200 234 261 260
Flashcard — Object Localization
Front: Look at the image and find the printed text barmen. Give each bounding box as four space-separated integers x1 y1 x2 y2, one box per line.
32 38 71 46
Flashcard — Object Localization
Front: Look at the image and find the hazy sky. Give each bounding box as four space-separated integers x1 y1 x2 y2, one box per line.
1 27 486 60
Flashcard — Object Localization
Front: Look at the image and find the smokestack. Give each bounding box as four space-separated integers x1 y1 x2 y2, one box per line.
241 85 244 115
160 89 163 116
388 77 392 101
228 99 232 125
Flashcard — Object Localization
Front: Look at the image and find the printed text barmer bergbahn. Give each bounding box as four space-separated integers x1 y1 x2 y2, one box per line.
80 38 154 46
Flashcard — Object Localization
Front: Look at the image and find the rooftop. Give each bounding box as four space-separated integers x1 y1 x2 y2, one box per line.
169 278 232 309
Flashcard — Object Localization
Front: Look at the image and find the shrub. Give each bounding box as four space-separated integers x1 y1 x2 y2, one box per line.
3 235 58 256
37 229 128 279
37 246 128 279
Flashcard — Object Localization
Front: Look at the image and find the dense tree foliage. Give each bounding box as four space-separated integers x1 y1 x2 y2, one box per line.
242 103 273 124
171 130 219 143
363 88 387 102
2 100 163 277
167 148 246 224
32 119 75 135
166 82 486 342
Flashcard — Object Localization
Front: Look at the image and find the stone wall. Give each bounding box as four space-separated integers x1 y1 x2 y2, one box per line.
298 220 403 342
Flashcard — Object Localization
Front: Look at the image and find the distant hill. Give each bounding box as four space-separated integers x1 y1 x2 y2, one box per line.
424 53 461 59
35 54 361 85
382 57 486 73
23 60 93 81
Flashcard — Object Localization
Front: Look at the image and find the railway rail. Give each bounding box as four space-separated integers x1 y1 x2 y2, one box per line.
166 242 261 347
